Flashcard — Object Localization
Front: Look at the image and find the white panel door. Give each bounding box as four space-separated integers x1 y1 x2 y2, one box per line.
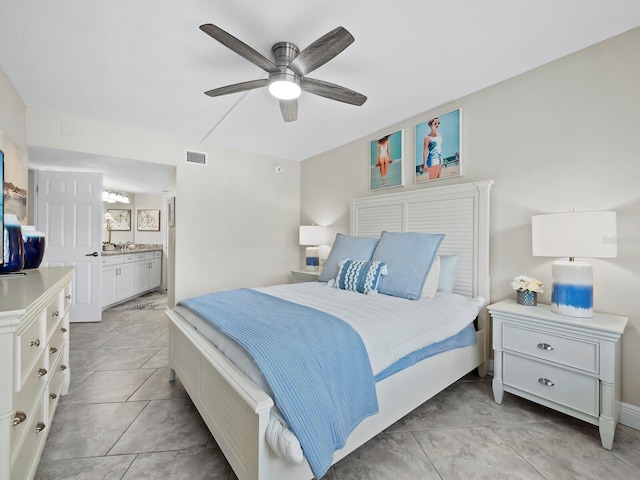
37 171 103 322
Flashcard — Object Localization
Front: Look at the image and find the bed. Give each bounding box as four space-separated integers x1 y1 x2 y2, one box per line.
166 180 493 480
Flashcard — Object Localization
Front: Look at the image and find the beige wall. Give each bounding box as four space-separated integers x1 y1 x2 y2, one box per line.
25 108 301 305
301 28 640 409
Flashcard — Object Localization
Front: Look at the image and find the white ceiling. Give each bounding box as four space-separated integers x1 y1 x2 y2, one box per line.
2 1 639 193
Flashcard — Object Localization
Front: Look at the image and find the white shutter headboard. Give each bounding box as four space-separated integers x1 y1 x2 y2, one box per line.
350 180 493 302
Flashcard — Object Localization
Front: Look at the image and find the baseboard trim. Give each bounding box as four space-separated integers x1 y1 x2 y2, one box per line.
619 402 640 430
486 360 638 431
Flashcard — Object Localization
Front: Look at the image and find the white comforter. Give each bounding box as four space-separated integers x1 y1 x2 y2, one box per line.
173 282 484 463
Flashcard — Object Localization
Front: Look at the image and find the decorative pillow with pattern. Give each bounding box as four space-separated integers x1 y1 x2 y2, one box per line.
330 259 388 295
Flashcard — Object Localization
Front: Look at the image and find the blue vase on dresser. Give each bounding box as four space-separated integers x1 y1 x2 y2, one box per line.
22 226 46 269
0 214 25 273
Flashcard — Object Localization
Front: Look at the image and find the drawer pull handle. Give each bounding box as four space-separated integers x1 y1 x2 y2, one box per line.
65 294 72 300
13 411 27 426
31 339 40 347
60 364 68 371
50 347 58 354
537 343 554 351
61 327 68 333
50 393 58 400
52 310 59 317
538 377 554 387
35 422 46 433
37 368 48 378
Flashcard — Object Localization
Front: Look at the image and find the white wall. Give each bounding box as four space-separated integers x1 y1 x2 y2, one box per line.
301 28 640 409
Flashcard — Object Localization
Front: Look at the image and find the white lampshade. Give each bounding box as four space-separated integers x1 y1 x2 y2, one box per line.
299 225 327 272
532 211 617 259
531 211 617 318
299 226 327 246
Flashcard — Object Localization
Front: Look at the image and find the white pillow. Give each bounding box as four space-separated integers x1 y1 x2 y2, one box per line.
421 256 441 298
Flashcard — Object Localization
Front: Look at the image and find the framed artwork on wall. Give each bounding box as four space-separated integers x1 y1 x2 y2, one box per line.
415 108 461 183
0 149 4 265
369 129 404 191
137 209 160 231
168 197 175 227
107 209 131 231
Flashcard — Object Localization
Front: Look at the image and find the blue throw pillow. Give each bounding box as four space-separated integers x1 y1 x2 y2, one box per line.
332 259 388 295
318 233 379 282
437 254 461 293
371 231 445 300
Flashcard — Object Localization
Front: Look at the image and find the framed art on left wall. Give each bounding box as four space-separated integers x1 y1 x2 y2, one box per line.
369 129 404 191
107 209 131 231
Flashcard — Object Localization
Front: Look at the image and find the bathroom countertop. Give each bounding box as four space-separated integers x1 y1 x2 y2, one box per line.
101 245 163 256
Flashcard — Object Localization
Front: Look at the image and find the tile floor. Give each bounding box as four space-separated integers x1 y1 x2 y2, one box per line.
36 299 640 480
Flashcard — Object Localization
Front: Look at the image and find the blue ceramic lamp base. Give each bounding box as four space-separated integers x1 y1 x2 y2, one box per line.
551 260 593 318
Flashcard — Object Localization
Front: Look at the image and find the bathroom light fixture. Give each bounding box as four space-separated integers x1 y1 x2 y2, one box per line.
532 211 617 318
102 188 130 204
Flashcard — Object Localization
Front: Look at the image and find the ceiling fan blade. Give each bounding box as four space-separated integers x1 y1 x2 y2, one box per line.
204 78 269 97
288 26 354 76
279 99 298 122
301 77 367 106
200 24 279 74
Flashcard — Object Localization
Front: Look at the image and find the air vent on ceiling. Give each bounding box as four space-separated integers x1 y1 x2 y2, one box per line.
185 150 207 165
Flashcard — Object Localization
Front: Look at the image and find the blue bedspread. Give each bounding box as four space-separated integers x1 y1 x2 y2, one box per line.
178 289 379 479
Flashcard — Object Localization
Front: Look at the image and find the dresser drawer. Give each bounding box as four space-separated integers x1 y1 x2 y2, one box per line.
16 316 45 389
503 352 598 416
13 357 49 416
502 323 599 374
63 282 72 314
46 301 63 343
11 394 48 480
12 360 49 456
48 346 66 421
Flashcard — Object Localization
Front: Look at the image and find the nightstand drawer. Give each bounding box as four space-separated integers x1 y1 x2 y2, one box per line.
502 324 599 374
503 353 598 416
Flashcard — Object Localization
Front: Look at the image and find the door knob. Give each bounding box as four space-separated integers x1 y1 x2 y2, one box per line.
85 252 99 257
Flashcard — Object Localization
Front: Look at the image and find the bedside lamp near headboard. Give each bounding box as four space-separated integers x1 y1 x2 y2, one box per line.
532 211 617 318
299 225 327 272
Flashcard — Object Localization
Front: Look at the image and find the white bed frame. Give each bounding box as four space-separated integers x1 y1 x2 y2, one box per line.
166 180 493 480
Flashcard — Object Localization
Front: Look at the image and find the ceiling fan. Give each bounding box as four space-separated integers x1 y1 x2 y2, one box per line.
200 24 367 122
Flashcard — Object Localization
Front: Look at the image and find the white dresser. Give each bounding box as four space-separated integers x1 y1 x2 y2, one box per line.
0 267 74 480
489 299 627 450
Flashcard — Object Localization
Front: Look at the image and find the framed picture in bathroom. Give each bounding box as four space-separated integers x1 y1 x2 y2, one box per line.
137 209 160 231
107 209 131 231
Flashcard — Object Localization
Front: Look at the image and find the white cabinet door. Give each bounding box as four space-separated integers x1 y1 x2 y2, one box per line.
101 265 118 307
134 260 150 295
149 258 162 289
117 263 135 301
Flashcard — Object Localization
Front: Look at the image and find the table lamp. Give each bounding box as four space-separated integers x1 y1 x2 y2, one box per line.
299 225 327 272
532 211 617 318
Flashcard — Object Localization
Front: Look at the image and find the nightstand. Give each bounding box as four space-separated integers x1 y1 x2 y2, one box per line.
488 299 627 450
290 269 321 283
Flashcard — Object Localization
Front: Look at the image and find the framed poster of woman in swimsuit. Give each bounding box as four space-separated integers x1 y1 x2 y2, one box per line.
415 108 461 183
369 129 404 191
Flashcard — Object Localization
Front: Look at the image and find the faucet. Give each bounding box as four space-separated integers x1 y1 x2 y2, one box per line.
121 241 134 252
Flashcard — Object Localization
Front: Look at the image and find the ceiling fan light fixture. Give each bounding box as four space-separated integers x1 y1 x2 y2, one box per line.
268 73 301 100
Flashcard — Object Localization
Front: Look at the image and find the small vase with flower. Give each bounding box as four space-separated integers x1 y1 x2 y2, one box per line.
511 276 544 306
